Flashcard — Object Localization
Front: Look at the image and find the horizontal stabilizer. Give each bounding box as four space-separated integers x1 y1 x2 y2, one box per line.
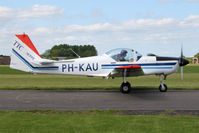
32 58 57 65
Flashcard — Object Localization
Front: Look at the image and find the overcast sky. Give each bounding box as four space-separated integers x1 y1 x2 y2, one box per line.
0 0 199 57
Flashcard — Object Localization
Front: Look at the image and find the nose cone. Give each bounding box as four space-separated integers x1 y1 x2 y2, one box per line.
180 59 189 66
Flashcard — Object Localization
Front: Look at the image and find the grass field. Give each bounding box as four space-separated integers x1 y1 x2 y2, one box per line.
0 65 199 90
0 65 199 132
0 110 198 133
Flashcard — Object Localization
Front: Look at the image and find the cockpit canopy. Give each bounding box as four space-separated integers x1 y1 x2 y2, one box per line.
105 48 142 62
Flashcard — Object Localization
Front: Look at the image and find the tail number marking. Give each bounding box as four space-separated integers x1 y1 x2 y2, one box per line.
62 63 98 72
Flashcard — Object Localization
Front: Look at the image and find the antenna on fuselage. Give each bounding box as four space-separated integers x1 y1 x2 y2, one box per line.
70 48 81 58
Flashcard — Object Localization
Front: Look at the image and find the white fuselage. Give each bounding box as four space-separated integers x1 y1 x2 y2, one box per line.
22 54 179 77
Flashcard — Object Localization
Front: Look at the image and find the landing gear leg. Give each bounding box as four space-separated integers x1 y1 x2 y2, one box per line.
159 75 167 92
120 69 131 94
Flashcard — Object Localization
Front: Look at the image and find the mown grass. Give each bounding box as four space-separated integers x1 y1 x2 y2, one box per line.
0 110 198 133
177 64 199 73
0 65 199 90
0 66 199 133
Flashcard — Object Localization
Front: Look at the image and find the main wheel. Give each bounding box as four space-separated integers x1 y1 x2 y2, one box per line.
120 82 131 94
159 84 167 92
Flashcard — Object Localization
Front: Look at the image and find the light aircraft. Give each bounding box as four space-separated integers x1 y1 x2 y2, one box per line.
10 34 189 93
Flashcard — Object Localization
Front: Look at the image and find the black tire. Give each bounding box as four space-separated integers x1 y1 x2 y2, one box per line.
159 84 167 92
120 82 131 94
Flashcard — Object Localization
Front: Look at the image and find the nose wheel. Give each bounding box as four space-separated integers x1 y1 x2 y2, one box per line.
159 75 167 92
159 83 167 92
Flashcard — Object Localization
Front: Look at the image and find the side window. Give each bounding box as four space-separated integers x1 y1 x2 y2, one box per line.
106 48 142 62
110 50 128 62
136 52 142 61
125 50 134 62
110 49 133 62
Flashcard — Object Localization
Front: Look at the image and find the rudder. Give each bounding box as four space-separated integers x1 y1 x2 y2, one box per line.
10 34 41 72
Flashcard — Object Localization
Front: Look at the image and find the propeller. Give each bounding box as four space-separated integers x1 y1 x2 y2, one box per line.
179 45 189 80
181 62 183 80
180 46 183 80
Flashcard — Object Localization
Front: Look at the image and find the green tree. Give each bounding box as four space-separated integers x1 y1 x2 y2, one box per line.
194 52 199 58
42 44 97 59
41 49 51 58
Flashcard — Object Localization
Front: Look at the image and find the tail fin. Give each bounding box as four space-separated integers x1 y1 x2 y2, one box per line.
10 34 42 72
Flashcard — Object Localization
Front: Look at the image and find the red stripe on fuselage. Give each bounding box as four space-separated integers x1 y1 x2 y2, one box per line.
16 34 40 57
117 65 141 69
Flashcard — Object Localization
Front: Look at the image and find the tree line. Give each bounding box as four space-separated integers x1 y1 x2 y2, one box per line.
194 52 199 58
41 44 97 59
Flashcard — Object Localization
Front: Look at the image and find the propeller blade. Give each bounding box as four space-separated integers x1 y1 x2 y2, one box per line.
180 45 183 66
181 66 183 80
181 45 183 58
180 45 184 80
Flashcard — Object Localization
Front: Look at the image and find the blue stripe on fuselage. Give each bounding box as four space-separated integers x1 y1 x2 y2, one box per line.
141 67 173 69
101 63 176 67
101 62 177 70
101 67 173 69
12 49 59 70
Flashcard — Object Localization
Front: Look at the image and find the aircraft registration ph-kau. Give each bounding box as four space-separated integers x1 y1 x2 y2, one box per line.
10 34 189 93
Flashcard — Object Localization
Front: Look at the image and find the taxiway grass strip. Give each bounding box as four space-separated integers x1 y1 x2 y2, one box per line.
0 110 198 133
0 73 199 90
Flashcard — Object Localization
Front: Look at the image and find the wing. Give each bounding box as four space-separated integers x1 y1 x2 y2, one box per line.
110 65 144 77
